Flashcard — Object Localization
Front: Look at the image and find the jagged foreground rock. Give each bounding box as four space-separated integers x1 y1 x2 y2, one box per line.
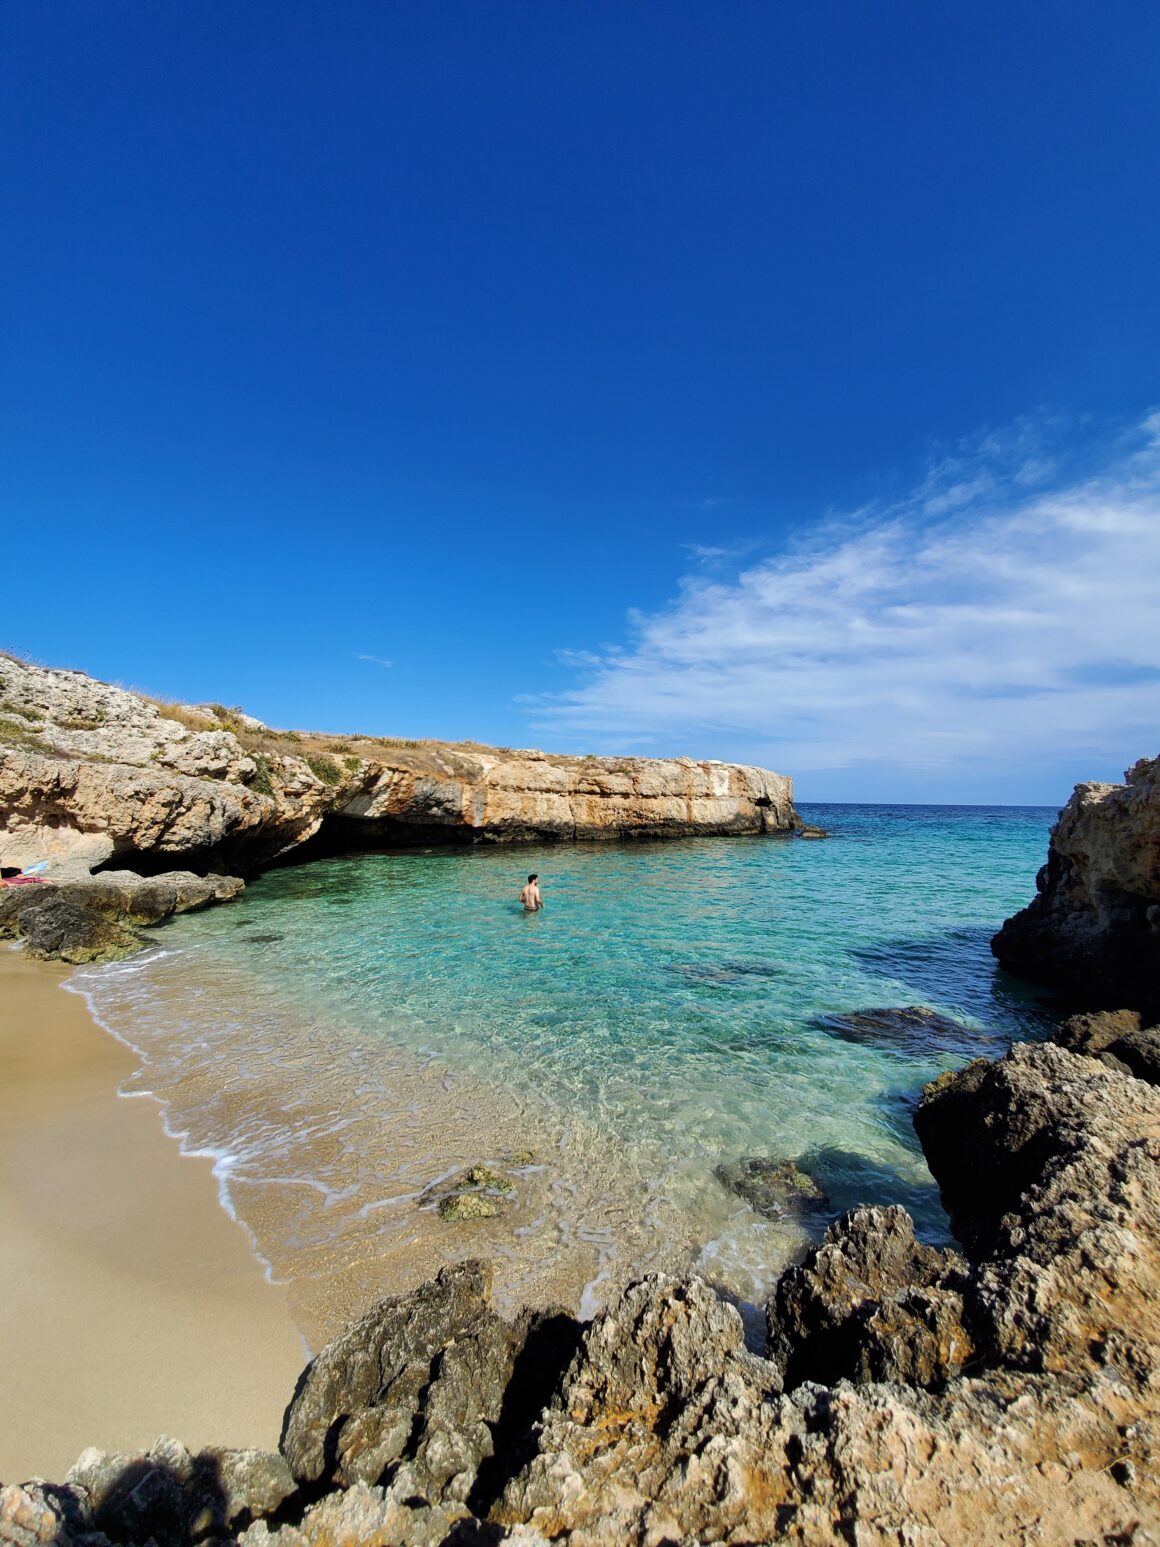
6 1038 1159 1545
0 656 800 880
992 754 1160 1017
1055 1008 1160 1085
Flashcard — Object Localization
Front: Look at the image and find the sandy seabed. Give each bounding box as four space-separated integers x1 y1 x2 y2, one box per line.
0 948 307 1482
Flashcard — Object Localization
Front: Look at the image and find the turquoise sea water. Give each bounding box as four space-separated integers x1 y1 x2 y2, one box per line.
75 802 1058 1329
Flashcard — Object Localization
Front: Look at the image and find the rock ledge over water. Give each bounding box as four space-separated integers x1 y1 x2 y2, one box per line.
1 656 800 882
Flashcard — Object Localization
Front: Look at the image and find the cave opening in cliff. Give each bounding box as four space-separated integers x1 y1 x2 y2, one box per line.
266 813 499 869
93 812 499 882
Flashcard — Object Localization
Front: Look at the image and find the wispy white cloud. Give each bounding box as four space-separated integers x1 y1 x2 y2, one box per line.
356 653 394 669
530 413 1160 793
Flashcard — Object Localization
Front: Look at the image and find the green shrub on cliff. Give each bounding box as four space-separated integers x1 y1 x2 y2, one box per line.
249 754 276 797
304 752 343 786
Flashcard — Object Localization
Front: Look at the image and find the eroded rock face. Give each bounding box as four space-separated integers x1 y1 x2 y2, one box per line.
993 755 1160 1016
765 1205 973 1390
1054 1008 1160 1085
1056 1006 1146 1056
280 1260 580 1510
495 1274 790 1544
10 895 143 963
0 656 799 878
916 1042 1160 1384
0 871 245 963
0 1437 296 1547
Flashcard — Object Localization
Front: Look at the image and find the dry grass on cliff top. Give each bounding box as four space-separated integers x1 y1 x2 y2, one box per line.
5 659 668 777
142 694 532 766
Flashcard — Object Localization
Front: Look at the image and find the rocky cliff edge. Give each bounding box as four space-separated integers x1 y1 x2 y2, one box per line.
992 755 1160 1015
0 656 799 882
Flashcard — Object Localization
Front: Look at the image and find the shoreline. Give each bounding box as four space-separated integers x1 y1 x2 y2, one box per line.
69 922 820 1352
0 947 306 1483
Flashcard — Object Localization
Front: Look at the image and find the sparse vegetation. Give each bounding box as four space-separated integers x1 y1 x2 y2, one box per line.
208 703 248 733
304 752 343 786
0 701 42 721
145 697 219 733
0 716 56 755
343 755 363 772
56 715 105 731
249 753 276 798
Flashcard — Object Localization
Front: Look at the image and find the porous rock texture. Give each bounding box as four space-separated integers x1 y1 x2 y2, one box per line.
764 1205 973 1391
1054 1008 1160 1086
0 870 245 963
0 656 800 880
7 1039 1160 1545
992 754 1160 1015
0 1438 295 1547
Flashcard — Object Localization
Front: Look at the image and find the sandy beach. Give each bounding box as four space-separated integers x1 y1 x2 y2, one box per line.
0 947 307 1483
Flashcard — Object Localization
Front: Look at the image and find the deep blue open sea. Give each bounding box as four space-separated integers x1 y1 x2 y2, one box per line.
73 803 1059 1332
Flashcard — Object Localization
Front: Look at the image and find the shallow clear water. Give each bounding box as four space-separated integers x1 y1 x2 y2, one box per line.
75 803 1059 1332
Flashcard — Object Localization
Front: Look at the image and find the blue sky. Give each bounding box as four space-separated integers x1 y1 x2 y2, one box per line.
2 3 1158 803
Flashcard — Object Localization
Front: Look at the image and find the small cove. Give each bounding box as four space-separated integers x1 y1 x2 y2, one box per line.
72 802 1060 1344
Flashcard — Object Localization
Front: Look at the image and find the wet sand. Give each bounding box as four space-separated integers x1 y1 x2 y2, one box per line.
0 948 307 1483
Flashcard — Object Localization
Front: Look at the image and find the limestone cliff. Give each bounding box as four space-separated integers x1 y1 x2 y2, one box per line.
0 656 799 877
992 755 1160 1014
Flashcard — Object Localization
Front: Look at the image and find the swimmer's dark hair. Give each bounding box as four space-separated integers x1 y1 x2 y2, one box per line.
528 873 538 883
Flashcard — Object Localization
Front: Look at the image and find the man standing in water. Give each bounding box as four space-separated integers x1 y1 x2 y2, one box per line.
518 873 544 912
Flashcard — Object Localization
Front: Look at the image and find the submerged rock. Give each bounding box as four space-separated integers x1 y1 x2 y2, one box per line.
715 1155 830 1218
799 824 829 839
817 1003 975 1055
438 1193 501 1221
463 1164 513 1192
425 1162 521 1221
